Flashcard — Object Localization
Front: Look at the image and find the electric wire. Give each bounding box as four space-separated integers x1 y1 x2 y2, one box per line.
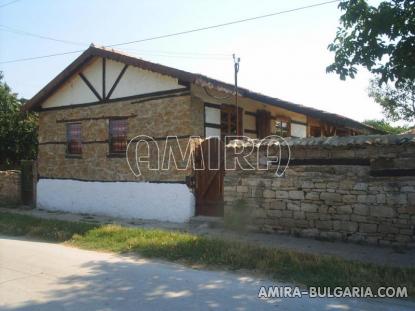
0 0 339 64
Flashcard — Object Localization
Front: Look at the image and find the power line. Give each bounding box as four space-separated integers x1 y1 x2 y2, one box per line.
0 25 88 46
0 24 230 58
115 50 229 60
120 48 230 60
1 49 85 63
0 0 340 64
0 47 231 64
121 48 230 57
0 23 232 57
0 0 22 9
0 48 232 65
107 0 340 48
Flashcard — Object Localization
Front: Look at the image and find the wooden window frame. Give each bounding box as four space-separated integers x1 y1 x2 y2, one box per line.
203 102 221 138
108 118 128 154
66 122 82 156
309 126 322 137
272 116 291 137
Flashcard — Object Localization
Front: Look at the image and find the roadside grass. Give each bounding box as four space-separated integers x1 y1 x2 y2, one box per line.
0 211 96 241
1 211 414 296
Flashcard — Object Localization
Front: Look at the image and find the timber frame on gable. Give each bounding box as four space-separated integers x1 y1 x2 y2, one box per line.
76 61 133 104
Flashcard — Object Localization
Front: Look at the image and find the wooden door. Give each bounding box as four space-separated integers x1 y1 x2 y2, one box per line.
256 110 271 138
21 160 35 206
194 138 224 216
221 105 243 142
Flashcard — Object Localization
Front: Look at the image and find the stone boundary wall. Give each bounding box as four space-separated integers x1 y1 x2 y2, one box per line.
0 170 21 206
224 135 415 247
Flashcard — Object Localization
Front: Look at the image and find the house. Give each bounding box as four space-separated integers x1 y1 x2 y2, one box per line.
23 45 381 222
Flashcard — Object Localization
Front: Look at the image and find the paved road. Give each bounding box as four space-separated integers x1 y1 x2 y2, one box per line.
0 237 413 311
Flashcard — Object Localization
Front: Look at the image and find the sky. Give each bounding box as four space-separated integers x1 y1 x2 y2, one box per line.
0 0 386 123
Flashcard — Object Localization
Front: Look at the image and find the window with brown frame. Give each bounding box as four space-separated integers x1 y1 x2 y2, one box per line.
274 118 290 137
109 118 128 153
66 123 82 155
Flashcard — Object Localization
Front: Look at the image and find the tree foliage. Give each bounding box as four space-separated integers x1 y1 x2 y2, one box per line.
363 118 410 134
0 73 38 169
327 0 415 85
368 77 415 122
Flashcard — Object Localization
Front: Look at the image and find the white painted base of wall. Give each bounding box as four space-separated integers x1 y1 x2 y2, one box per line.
37 179 195 223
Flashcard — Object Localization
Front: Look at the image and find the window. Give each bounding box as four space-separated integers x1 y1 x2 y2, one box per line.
310 126 321 137
274 118 290 137
66 123 82 155
109 119 128 153
290 123 307 138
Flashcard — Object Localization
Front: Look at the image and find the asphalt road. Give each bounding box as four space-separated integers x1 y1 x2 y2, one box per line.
0 236 413 311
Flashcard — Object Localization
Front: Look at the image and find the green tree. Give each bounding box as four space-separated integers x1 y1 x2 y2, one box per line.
368 77 415 122
363 119 410 134
0 73 38 169
327 0 415 85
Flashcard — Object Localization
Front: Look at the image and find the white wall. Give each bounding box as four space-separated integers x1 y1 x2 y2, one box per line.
42 73 99 109
109 61 181 99
83 57 103 97
41 57 183 109
37 179 195 223
105 58 125 93
244 114 256 131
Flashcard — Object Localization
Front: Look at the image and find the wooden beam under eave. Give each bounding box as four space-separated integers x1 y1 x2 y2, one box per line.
102 58 106 100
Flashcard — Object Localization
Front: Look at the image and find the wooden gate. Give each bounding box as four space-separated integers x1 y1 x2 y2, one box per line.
194 138 224 216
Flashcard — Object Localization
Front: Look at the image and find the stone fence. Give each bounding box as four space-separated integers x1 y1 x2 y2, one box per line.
224 135 415 247
0 170 21 206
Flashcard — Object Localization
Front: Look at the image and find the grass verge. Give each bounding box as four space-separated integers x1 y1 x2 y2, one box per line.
1 211 414 296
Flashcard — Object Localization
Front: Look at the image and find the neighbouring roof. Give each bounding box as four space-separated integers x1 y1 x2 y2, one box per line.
22 44 382 134
227 134 415 148
286 134 415 146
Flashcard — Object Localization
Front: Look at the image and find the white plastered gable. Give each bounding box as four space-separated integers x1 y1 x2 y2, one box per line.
41 56 183 109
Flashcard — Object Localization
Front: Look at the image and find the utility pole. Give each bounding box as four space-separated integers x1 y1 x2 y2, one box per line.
233 54 240 136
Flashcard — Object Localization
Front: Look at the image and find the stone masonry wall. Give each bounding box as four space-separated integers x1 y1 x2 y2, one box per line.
0 170 21 205
38 93 203 182
224 135 415 247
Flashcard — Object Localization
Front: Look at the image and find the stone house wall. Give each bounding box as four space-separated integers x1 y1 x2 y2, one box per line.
38 92 204 182
224 135 415 247
0 170 21 206
36 92 203 222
